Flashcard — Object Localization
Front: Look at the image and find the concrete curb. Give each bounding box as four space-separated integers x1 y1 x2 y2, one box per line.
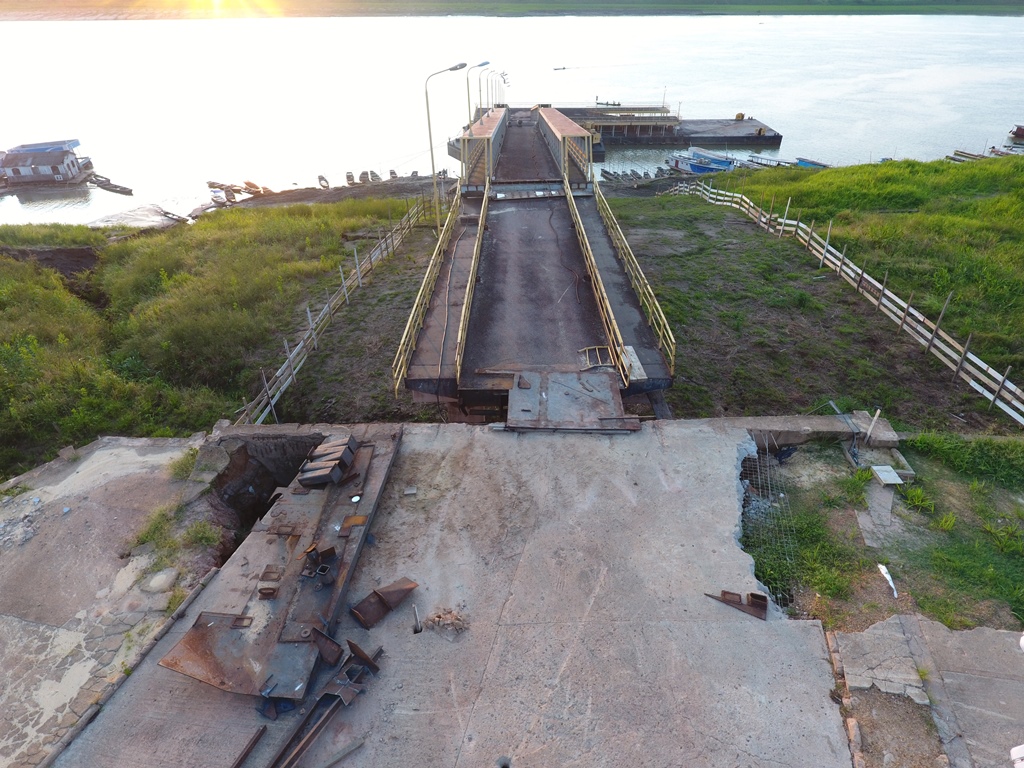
825 630 867 768
36 567 220 768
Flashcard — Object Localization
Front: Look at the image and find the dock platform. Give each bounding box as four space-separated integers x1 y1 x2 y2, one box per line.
397 105 676 427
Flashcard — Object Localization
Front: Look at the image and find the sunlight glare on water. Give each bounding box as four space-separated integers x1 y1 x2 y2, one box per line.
0 14 1020 224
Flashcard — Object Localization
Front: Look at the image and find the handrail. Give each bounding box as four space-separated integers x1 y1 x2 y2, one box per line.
454 179 489 381
563 176 631 387
594 182 676 376
391 184 463 395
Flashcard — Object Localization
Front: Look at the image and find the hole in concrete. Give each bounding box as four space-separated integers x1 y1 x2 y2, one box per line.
203 433 325 565
497 757 512 768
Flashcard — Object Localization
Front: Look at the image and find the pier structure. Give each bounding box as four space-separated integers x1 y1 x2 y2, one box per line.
394 105 676 429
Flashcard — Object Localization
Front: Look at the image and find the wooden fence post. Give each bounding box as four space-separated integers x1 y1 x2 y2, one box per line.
339 265 349 304
354 247 362 287
283 338 295 385
836 245 847 278
856 259 867 292
806 219 815 252
260 368 279 424
820 220 833 268
794 210 803 243
925 291 954 354
326 289 333 319
306 304 317 350
897 291 914 335
779 197 791 239
766 193 776 232
989 365 1013 411
876 270 888 309
952 333 973 381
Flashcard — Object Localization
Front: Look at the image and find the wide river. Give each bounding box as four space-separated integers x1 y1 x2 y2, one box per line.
1 14 1021 225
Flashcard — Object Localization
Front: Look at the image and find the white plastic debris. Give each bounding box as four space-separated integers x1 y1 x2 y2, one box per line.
877 564 897 598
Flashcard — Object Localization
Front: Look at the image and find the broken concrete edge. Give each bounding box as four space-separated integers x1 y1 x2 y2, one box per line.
35 566 220 768
1 432 210 494
825 630 864 768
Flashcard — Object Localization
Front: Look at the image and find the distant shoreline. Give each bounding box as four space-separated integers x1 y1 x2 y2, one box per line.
1 4 1022 22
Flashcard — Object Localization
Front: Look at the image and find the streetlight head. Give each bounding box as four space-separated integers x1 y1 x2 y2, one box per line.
450 63 467 71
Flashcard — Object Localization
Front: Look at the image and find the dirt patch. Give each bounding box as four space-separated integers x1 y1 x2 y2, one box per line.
233 176 446 208
0 245 98 279
848 688 944 768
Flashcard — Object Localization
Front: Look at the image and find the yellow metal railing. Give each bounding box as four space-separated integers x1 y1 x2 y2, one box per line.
391 185 463 394
594 182 676 376
563 177 631 387
454 180 489 381
566 137 589 177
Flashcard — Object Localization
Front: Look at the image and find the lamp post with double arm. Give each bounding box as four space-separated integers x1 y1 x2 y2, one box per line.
425 62 467 236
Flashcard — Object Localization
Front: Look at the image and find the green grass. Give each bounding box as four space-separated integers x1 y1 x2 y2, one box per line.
182 520 221 547
169 447 198 481
907 433 1024 490
0 223 113 249
0 198 416 481
728 156 1024 373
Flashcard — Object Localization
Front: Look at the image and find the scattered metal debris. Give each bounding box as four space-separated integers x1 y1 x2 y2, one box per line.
350 577 418 629
704 590 769 620
229 725 267 768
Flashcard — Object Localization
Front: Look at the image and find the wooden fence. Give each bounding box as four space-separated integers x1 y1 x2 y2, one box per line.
235 197 428 425
663 179 1024 427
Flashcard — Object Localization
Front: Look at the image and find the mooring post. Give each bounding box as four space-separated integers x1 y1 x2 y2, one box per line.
877 270 889 309
897 291 915 335
925 291 954 354
952 333 973 382
989 365 1013 411
779 197 791 239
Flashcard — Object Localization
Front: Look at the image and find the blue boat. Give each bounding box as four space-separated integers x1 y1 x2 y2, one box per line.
795 157 831 169
666 152 726 174
688 147 739 169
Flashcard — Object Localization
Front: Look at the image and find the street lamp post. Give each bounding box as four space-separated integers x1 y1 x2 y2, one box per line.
478 66 492 110
466 61 489 125
425 62 467 236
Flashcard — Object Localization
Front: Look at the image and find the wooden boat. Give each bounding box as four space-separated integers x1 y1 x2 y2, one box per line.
345 171 355 185
1009 124 1024 141
748 155 795 168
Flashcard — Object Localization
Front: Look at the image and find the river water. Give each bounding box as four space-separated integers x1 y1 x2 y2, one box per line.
1 14 1020 225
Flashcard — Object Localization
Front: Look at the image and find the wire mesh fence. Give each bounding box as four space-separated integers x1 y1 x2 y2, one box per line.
740 448 799 608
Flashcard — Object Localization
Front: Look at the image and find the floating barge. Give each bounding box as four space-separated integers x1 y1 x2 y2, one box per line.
554 104 783 152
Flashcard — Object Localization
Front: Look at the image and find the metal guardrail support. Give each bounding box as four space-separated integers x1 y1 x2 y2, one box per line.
454 179 489 381
563 177 631 387
594 182 676 376
391 185 463 395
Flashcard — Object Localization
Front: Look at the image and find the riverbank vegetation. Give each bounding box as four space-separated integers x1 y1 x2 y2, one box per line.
0 199 416 480
3 0 1021 19
721 155 1024 375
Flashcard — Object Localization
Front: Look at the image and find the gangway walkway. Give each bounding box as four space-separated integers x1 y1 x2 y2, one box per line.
394 105 674 427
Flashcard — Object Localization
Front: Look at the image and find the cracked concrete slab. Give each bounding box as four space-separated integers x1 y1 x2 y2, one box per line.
0 435 204 768
837 615 929 704
839 614 1024 768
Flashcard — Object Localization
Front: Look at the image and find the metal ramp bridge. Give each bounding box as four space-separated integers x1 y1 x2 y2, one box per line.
392 105 675 430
